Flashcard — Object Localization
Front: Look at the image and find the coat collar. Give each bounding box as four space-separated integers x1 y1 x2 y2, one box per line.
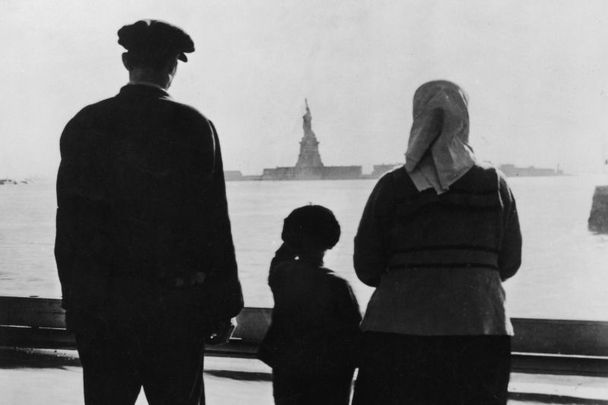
118 83 171 99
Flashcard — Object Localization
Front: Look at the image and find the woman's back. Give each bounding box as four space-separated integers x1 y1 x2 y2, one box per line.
354 164 521 335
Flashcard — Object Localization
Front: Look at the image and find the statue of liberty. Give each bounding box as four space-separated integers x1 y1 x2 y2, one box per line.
296 99 323 168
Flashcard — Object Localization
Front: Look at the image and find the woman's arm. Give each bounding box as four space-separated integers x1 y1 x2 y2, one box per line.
353 174 394 287
498 175 522 281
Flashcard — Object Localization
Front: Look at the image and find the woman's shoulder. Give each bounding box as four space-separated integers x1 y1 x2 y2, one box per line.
372 165 420 201
464 162 500 179
470 163 514 197
450 163 503 192
379 165 410 186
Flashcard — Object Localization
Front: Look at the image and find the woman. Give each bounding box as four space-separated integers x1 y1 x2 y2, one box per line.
352 80 522 405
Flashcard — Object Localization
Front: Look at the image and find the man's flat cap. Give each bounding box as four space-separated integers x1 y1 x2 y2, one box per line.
118 19 194 62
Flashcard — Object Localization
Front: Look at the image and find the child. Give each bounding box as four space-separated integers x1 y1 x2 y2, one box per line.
259 205 361 405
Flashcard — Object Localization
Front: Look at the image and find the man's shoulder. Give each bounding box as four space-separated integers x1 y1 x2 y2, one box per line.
170 100 213 128
68 97 115 122
60 100 113 153
61 98 114 144
68 92 213 132
167 98 208 119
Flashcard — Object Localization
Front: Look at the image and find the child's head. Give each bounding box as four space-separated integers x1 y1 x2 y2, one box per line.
281 205 340 253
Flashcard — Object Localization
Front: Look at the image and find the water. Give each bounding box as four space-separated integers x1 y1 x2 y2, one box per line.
1 175 607 320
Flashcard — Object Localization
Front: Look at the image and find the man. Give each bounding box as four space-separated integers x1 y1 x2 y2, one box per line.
55 20 243 405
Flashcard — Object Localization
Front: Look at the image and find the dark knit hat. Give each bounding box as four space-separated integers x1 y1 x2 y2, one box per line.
118 19 194 62
282 205 341 251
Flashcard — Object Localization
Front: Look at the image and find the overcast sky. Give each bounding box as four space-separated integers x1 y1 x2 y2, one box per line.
1 0 608 177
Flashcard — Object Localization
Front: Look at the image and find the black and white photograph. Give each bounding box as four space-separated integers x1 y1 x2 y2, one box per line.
1 1 607 404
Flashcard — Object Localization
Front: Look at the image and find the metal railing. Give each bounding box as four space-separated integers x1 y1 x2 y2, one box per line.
1 296 607 376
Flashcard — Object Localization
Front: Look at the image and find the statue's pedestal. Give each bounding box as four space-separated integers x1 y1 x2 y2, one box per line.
588 186 608 233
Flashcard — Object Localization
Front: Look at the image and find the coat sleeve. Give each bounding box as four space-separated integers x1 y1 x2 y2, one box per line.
497 174 522 281
353 174 395 287
55 112 108 310
55 120 78 310
199 121 244 320
207 121 238 277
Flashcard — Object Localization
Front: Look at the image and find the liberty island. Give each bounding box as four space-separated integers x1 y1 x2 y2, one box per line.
224 100 401 181
261 99 364 180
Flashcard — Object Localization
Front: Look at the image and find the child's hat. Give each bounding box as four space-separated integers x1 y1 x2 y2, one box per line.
282 205 340 250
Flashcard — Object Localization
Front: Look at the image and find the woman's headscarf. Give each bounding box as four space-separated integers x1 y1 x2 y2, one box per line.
405 80 476 194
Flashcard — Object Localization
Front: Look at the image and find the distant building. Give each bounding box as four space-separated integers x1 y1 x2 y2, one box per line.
262 100 362 180
498 164 564 177
224 170 262 181
224 170 243 181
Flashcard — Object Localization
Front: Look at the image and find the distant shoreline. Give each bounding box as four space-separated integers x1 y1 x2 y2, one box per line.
224 163 567 182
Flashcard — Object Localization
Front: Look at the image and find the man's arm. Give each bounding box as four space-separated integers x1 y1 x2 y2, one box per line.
207 121 239 281
199 121 243 321
55 188 74 310
55 115 93 310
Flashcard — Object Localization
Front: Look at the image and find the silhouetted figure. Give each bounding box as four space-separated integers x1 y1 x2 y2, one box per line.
55 19 243 405
259 205 361 405
352 81 522 405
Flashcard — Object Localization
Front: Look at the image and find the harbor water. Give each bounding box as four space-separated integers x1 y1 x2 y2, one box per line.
1 174 607 321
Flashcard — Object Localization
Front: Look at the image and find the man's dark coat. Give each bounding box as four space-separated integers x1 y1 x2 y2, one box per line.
55 84 243 329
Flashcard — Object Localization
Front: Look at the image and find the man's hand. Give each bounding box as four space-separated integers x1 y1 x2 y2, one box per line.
205 319 236 345
64 310 74 333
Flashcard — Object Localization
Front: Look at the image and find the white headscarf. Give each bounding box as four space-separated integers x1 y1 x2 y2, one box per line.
405 80 476 194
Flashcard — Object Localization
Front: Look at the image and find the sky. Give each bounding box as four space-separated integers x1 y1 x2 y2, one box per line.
1 0 608 177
